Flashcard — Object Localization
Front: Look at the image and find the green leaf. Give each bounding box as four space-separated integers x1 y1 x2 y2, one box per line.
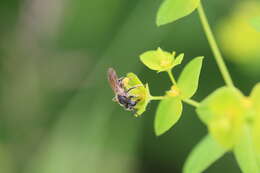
196 87 246 149
177 56 203 99
183 135 227 173
156 0 201 26
154 97 182 136
250 83 260 154
250 16 260 32
234 126 260 173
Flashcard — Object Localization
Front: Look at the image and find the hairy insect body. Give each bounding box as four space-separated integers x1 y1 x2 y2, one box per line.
107 68 140 112
117 95 138 110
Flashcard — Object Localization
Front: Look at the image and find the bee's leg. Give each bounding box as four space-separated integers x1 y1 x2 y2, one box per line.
130 98 141 106
128 95 137 99
112 97 117 102
129 95 141 103
127 84 142 93
132 109 140 117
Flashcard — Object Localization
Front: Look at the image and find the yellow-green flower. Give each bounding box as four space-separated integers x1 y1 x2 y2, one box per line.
166 85 181 97
140 47 184 72
196 87 247 149
123 73 151 116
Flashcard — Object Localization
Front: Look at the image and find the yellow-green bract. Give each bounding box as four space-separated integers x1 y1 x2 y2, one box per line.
234 126 260 173
250 83 260 154
139 47 183 72
183 135 226 173
154 97 182 136
196 87 247 149
177 56 203 99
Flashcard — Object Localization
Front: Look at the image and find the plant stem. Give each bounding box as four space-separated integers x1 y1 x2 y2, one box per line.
197 3 234 87
183 99 200 108
151 96 199 108
150 96 165 100
167 70 177 85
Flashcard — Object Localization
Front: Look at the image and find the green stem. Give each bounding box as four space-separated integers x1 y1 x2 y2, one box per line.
151 96 199 108
183 99 200 108
197 3 234 87
167 70 177 85
150 96 165 100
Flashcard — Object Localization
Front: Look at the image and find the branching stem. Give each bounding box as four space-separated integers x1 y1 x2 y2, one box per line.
150 96 165 100
183 99 200 108
150 96 199 108
167 70 177 85
197 3 234 87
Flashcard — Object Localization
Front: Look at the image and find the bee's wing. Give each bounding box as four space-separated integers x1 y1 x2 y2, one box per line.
107 68 120 93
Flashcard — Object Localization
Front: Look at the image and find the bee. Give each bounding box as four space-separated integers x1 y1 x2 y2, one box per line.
107 68 140 112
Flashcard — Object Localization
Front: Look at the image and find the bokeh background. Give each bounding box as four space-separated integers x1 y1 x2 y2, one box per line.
0 0 259 172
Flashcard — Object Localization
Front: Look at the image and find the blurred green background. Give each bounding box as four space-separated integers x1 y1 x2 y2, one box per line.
0 0 259 172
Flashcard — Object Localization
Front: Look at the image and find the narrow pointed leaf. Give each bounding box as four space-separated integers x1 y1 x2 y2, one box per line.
183 135 227 173
178 56 203 99
234 126 260 173
155 98 182 136
156 0 201 26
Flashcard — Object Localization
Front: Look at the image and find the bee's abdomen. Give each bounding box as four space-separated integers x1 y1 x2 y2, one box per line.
117 95 137 110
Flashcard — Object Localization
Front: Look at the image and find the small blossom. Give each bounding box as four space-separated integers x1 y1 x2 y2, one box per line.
123 73 151 116
140 47 184 72
166 85 181 97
